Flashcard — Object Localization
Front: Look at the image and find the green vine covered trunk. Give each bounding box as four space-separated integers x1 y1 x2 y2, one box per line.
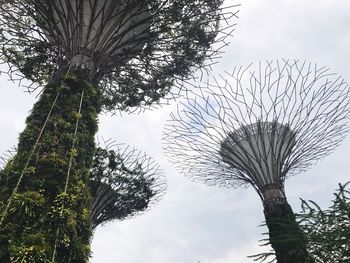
0 69 100 262
264 201 314 263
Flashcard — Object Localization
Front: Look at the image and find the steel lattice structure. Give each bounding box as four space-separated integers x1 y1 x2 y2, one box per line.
89 141 166 229
163 59 350 262
164 60 350 194
0 0 239 111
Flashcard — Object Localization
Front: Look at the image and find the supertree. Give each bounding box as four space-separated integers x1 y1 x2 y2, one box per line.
0 0 239 262
89 141 166 230
163 60 350 263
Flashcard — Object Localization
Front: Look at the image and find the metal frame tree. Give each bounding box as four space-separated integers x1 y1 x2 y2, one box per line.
89 141 166 229
0 1 239 262
163 60 350 263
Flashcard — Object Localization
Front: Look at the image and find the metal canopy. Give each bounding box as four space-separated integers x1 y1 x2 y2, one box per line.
37 0 151 68
219 121 296 192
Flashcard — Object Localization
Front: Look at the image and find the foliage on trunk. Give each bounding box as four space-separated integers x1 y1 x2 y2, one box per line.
0 69 100 262
250 183 350 263
263 201 314 263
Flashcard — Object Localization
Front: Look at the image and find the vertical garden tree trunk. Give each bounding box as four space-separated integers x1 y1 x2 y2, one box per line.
264 199 314 263
0 69 100 262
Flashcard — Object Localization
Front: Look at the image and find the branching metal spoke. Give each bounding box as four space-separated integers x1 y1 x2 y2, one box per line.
163 59 350 193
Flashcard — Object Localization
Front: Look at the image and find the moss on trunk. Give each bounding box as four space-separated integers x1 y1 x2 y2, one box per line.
0 69 100 262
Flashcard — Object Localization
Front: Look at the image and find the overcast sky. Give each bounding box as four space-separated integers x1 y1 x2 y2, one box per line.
1 0 350 262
